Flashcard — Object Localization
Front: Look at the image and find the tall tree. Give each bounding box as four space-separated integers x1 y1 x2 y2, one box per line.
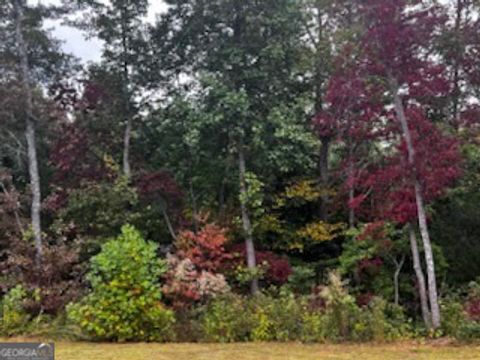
2 0 72 264
66 0 149 178
352 0 461 328
152 0 307 293
301 0 360 220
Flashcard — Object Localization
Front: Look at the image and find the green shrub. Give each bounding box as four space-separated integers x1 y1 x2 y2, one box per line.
441 298 466 338
300 311 327 343
0 285 31 336
250 289 305 341
67 225 175 341
352 298 412 342
199 293 254 342
196 274 413 344
457 321 480 342
287 265 316 294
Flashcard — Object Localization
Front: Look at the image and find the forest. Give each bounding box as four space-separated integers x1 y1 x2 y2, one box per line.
1 0 480 346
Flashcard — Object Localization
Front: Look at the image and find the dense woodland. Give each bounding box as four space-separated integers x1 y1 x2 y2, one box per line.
1 0 480 342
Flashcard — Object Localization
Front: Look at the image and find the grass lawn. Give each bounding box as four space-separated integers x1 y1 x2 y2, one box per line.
4 339 480 360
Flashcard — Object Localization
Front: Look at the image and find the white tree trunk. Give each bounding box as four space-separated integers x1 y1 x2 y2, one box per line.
391 80 441 329
392 254 405 306
409 224 431 328
13 0 42 265
238 139 259 294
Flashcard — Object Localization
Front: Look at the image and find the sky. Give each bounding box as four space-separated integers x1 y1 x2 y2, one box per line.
33 0 169 63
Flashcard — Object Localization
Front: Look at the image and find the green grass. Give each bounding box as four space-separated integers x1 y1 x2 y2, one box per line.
4 339 480 360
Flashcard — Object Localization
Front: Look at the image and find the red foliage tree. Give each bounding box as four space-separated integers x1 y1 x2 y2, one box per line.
319 0 462 329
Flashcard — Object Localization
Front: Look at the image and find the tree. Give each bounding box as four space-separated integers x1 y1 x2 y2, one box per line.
2 0 72 264
437 0 480 128
349 0 462 329
301 0 361 220
152 0 308 293
66 0 150 178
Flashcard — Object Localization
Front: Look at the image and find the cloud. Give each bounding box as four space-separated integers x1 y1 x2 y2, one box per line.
37 0 168 63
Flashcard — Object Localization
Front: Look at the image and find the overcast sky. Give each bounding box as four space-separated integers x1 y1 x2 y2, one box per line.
33 0 168 63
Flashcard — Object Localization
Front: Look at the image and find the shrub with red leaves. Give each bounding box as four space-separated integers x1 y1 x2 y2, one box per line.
230 245 292 286
357 257 383 277
162 222 232 309
356 292 376 307
1 239 85 315
162 254 230 310
135 170 185 228
465 298 480 321
176 223 232 273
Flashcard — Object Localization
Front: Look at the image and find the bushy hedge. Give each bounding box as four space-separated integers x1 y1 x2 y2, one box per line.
196 272 412 343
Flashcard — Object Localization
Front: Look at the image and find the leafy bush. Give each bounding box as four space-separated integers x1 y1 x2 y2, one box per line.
352 298 412 342
230 245 292 287
53 177 140 239
162 254 230 309
250 289 305 341
67 225 175 341
3 239 83 315
176 222 231 273
199 290 308 342
0 285 31 336
300 311 327 343
457 321 480 342
162 221 231 309
199 293 254 342
441 297 466 338
287 264 317 294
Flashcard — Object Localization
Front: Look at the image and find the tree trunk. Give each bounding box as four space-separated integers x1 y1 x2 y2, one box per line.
313 1 331 222
392 254 405 306
347 146 355 228
319 137 330 221
123 117 132 178
237 138 259 294
13 0 42 265
450 0 463 129
161 206 177 241
121 4 132 178
391 79 440 328
414 182 441 328
409 224 431 328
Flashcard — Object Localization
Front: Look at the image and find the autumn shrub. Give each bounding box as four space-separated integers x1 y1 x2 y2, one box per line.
2 239 84 315
320 271 360 340
230 245 292 287
449 280 480 342
162 254 230 309
162 221 231 309
67 225 175 342
175 222 231 272
199 290 313 342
